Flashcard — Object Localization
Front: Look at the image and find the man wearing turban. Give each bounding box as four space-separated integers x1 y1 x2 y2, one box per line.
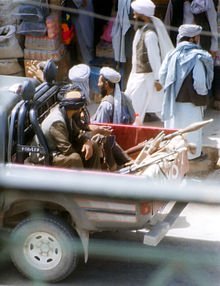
92 67 134 124
164 0 218 58
92 66 133 170
68 63 91 103
159 24 214 160
32 86 101 169
67 63 113 136
125 0 174 123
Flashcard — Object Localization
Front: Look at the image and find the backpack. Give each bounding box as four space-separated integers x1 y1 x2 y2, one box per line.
103 93 135 124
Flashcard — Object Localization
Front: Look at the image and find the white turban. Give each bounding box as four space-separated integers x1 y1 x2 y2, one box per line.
177 24 202 44
68 64 91 103
68 64 90 82
100 67 121 83
131 0 155 17
100 67 122 123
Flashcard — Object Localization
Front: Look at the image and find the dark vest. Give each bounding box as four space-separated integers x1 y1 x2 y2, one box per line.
170 0 211 51
176 70 209 106
136 25 156 73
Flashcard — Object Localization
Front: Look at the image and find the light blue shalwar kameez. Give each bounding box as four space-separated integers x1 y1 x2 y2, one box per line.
159 41 213 159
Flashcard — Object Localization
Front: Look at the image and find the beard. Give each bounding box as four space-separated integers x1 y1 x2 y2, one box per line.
100 86 107 98
134 17 145 30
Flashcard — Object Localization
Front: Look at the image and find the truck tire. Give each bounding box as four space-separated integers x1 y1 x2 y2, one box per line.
10 213 79 282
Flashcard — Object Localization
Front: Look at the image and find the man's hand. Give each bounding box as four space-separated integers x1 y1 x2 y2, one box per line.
89 124 112 136
81 140 93 160
154 81 163 92
97 125 112 136
26 60 45 82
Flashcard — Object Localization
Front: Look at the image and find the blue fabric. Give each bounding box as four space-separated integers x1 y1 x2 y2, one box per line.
71 0 94 63
92 101 113 123
92 92 135 124
159 41 213 121
111 0 131 62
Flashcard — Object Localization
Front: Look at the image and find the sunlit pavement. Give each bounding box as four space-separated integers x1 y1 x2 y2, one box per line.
166 202 220 242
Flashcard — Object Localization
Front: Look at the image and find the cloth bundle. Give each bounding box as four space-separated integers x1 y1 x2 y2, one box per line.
190 0 211 15
0 25 23 59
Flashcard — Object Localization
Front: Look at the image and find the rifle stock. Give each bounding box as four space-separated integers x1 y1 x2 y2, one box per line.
125 119 213 155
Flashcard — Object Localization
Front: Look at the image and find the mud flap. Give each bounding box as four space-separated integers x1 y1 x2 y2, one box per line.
143 202 187 246
75 228 89 263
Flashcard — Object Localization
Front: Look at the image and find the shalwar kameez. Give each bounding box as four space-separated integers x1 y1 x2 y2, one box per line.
159 24 214 159
125 0 173 123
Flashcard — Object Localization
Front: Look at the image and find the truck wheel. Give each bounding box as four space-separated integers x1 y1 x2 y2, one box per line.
10 214 79 282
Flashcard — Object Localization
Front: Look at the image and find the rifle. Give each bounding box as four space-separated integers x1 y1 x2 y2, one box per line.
119 147 187 175
125 119 213 155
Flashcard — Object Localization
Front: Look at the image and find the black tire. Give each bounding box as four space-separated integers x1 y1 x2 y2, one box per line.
10 213 79 282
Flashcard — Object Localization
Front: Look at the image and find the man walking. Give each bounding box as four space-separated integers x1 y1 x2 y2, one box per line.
125 0 173 123
159 24 214 160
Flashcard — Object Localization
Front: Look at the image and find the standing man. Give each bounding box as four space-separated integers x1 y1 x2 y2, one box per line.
164 0 218 58
159 24 214 160
111 0 135 87
62 0 94 64
125 0 174 123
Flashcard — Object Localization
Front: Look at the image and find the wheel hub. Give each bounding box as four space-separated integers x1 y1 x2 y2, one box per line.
24 232 62 270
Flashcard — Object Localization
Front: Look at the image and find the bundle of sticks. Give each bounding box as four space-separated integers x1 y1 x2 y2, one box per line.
119 119 213 176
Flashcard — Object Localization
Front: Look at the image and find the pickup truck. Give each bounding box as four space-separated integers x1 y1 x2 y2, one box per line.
0 73 189 282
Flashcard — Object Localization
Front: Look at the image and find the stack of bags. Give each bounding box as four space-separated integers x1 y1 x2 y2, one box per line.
0 0 24 76
13 0 67 80
24 13 64 62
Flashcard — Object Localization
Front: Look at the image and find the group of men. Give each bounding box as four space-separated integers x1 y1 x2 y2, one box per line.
26 61 132 171
125 0 214 160
25 0 215 170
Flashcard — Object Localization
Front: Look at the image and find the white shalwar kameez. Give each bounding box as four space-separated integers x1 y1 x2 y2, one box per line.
164 103 204 159
163 59 207 159
125 26 163 123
